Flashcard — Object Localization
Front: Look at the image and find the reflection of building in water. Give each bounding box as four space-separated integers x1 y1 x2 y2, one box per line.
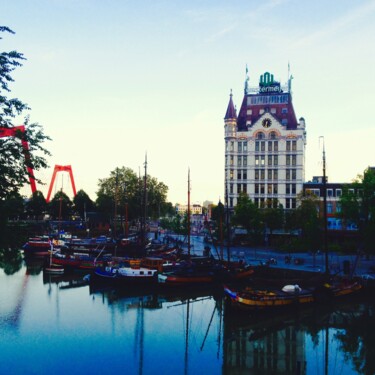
224 323 306 374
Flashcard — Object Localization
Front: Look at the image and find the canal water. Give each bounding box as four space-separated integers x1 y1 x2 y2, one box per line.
1 255 374 375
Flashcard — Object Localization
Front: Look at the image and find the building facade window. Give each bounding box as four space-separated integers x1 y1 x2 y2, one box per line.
291 198 296 208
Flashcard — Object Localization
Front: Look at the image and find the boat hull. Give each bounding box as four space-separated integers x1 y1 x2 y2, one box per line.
93 266 158 286
224 280 362 311
44 264 64 274
158 271 216 286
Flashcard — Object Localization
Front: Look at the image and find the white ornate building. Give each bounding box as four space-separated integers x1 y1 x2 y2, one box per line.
224 70 306 209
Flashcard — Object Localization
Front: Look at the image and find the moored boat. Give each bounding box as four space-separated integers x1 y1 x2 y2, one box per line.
44 248 64 274
93 264 158 285
158 267 216 286
44 263 64 274
52 251 112 271
224 278 362 311
22 236 54 256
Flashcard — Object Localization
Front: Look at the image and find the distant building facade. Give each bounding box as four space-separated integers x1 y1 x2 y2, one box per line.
175 203 202 215
304 176 359 231
224 70 306 209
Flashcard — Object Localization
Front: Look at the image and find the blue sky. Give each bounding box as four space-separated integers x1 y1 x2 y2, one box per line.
3 0 375 204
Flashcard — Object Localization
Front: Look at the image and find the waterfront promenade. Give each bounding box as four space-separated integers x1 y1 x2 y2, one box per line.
163 234 375 280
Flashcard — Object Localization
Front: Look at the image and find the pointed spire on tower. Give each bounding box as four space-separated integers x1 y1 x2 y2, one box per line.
224 90 237 120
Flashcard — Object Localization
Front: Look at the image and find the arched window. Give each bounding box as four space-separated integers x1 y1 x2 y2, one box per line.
256 132 265 140
269 131 277 139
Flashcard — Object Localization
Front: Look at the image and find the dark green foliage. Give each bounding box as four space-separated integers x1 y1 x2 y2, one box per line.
25 190 47 219
96 166 171 221
47 191 73 220
73 189 95 219
0 27 51 200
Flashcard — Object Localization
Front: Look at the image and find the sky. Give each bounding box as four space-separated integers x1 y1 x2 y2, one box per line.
2 0 375 205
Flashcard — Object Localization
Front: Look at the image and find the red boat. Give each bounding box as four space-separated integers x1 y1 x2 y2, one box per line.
52 251 112 271
22 236 53 256
158 268 216 286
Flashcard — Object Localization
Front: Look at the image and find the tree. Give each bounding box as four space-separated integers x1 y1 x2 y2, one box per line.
231 193 262 242
261 202 284 236
295 191 321 252
338 187 360 230
339 168 375 254
0 27 51 201
48 191 73 220
25 190 47 219
96 166 171 222
2 192 24 220
73 189 95 219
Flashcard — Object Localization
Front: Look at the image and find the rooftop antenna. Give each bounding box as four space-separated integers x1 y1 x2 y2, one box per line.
288 61 294 94
244 64 249 94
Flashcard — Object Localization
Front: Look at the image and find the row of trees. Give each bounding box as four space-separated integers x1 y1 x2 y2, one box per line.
3 166 175 223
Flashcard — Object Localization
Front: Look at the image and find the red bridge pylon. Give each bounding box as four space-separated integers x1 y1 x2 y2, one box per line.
46 165 77 203
0 125 37 194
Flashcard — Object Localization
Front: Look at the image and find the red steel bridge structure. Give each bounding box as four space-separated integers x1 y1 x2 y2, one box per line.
0 126 77 201
46 165 77 203
0 125 37 194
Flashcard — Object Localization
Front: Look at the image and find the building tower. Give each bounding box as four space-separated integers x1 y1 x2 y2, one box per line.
224 68 306 210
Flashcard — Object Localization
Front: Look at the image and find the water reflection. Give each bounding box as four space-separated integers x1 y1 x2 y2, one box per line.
1 258 375 375
0 247 23 274
223 294 375 374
